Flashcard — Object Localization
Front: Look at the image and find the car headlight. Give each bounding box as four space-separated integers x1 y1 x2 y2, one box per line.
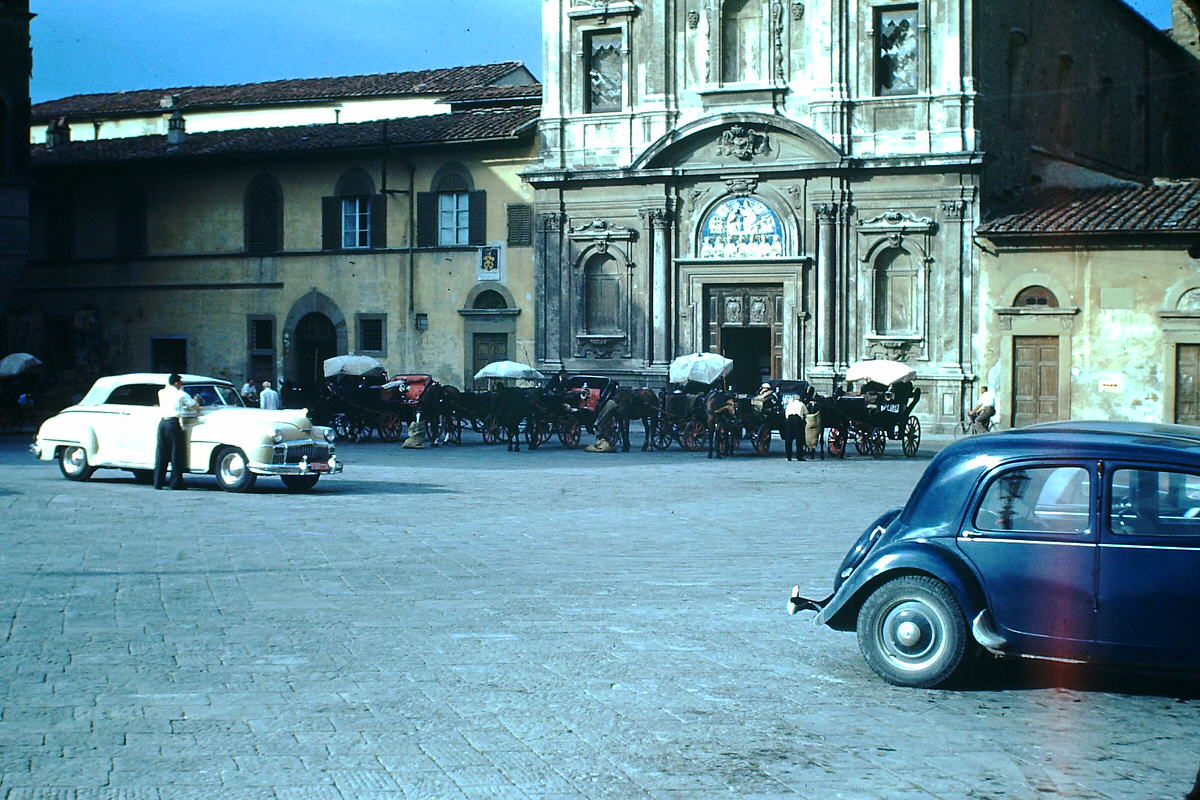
273 432 284 444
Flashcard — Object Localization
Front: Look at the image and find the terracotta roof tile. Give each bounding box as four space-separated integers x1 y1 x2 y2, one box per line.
30 108 540 167
32 62 531 122
978 181 1200 236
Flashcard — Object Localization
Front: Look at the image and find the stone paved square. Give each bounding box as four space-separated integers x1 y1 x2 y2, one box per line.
0 433 1197 799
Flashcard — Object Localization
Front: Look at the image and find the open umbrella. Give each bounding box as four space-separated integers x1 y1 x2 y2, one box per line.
323 355 385 378
473 360 545 381
668 352 733 386
844 359 916 386
0 352 42 378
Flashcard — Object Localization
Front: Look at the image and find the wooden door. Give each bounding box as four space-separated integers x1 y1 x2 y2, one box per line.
1175 344 1200 425
1012 335 1059 428
472 333 508 388
704 285 783 381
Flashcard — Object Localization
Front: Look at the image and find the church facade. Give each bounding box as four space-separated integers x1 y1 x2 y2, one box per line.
527 0 1199 428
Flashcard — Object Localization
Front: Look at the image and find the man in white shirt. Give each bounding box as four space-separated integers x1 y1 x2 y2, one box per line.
154 373 198 489
969 385 997 431
783 396 808 462
259 380 281 410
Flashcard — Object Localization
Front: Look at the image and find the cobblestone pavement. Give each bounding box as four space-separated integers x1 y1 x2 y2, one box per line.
0 431 1197 799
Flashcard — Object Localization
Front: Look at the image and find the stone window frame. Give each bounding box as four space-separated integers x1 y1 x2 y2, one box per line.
416 163 486 249
858 211 935 349
569 3 638 116
567 220 638 360
321 168 386 251
869 2 925 98
355 314 387 357
247 315 276 384
244 172 283 254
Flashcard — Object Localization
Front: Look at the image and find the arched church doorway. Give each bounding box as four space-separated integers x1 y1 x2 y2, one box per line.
294 312 337 387
705 285 783 393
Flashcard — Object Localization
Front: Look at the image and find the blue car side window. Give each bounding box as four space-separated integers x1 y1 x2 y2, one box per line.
974 466 1091 534
1110 468 1200 537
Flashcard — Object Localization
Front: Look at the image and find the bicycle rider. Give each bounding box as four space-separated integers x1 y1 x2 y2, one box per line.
968 385 997 431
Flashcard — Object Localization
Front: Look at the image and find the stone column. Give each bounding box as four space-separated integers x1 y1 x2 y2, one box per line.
641 207 673 365
536 212 565 364
815 202 838 365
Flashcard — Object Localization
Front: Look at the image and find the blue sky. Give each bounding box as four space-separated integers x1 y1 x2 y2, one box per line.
28 0 1173 103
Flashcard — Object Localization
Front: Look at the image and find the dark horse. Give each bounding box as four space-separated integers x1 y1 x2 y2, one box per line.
702 389 738 459
491 385 533 451
593 387 661 452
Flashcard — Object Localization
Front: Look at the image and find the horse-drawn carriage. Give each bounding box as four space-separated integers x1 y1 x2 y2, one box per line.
735 379 818 456
820 360 922 459
520 374 619 449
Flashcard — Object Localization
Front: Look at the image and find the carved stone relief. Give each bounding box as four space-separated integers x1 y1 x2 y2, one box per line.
687 9 699 28
716 126 771 161
749 296 769 324
724 176 758 197
792 1 804 20
865 338 922 362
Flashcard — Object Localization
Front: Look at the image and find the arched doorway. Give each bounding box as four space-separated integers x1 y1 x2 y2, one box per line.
294 312 337 387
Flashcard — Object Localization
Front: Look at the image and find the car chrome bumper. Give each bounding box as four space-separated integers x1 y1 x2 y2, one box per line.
29 442 41 458
788 585 832 616
248 455 342 476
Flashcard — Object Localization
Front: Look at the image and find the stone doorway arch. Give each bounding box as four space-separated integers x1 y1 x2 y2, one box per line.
283 291 348 387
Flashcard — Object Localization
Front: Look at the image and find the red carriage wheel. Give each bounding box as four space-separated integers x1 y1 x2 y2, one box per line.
443 414 463 445
378 413 403 442
526 419 552 449
482 416 500 444
902 416 921 457
855 429 872 455
680 420 706 452
827 426 847 458
559 418 582 448
869 428 887 458
754 424 772 456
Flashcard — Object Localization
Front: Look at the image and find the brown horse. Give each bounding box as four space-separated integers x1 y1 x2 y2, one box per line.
593 387 661 452
702 389 738 459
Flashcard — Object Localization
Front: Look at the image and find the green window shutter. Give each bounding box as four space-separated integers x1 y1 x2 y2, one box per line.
321 196 339 250
370 194 387 249
506 203 533 246
468 190 487 246
416 192 436 247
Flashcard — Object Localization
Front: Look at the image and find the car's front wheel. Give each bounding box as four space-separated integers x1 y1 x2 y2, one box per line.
856 575 968 688
280 474 319 492
59 445 96 481
214 447 257 493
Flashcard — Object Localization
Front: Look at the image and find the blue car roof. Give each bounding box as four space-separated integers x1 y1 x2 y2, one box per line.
938 422 1200 464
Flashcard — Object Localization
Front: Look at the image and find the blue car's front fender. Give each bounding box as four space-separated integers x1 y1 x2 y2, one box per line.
815 539 986 632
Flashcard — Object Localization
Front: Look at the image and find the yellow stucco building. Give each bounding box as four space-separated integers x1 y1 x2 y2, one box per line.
13 62 540 401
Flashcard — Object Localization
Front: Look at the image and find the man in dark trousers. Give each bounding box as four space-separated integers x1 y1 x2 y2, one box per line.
154 373 197 490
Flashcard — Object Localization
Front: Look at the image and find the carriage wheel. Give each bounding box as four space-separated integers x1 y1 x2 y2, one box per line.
349 420 372 442
827 426 847 459
330 413 352 442
558 418 582 448
855 429 872 455
869 429 887 458
754 424 772 456
652 422 675 451
526 419 552 449
902 416 921 457
378 413 404 443
482 416 500 444
680 420 706 452
597 415 619 446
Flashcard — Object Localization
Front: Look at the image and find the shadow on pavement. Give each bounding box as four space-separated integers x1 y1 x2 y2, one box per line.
957 656 1200 699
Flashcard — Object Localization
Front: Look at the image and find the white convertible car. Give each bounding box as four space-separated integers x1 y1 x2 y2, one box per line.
31 373 342 492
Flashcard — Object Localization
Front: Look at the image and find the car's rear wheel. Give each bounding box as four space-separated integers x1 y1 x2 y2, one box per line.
856 575 968 688
59 445 95 481
214 446 257 493
280 474 319 492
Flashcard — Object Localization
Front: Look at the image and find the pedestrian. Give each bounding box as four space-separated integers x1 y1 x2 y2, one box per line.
784 395 807 462
154 373 197 490
259 380 281 410
968 384 996 431
240 377 259 405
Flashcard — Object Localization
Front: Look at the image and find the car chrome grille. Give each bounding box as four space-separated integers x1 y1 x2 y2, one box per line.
272 441 332 465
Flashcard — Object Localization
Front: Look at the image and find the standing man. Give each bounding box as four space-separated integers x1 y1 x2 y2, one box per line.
259 380 281 410
783 395 807 462
154 373 197 490
240 377 259 405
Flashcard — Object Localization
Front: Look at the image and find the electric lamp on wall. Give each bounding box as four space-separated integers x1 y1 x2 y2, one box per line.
415 313 428 331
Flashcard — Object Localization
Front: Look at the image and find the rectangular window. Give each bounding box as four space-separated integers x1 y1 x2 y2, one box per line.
974 466 1092 534
875 6 919 96
1110 469 1200 538
586 29 624 112
248 316 275 383
357 315 386 354
438 192 470 246
341 196 371 249
506 203 534 246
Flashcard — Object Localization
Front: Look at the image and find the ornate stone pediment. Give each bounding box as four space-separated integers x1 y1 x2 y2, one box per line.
857 211 936 234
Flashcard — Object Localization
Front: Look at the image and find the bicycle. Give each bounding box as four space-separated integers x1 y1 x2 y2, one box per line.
956 412 997 438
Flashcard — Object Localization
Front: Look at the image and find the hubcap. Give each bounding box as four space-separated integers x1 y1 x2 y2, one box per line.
66 448 85 472
220 452 246 482
879 599 944 670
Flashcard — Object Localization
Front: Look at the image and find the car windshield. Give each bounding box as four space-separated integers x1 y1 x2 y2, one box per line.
186 384 244 408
